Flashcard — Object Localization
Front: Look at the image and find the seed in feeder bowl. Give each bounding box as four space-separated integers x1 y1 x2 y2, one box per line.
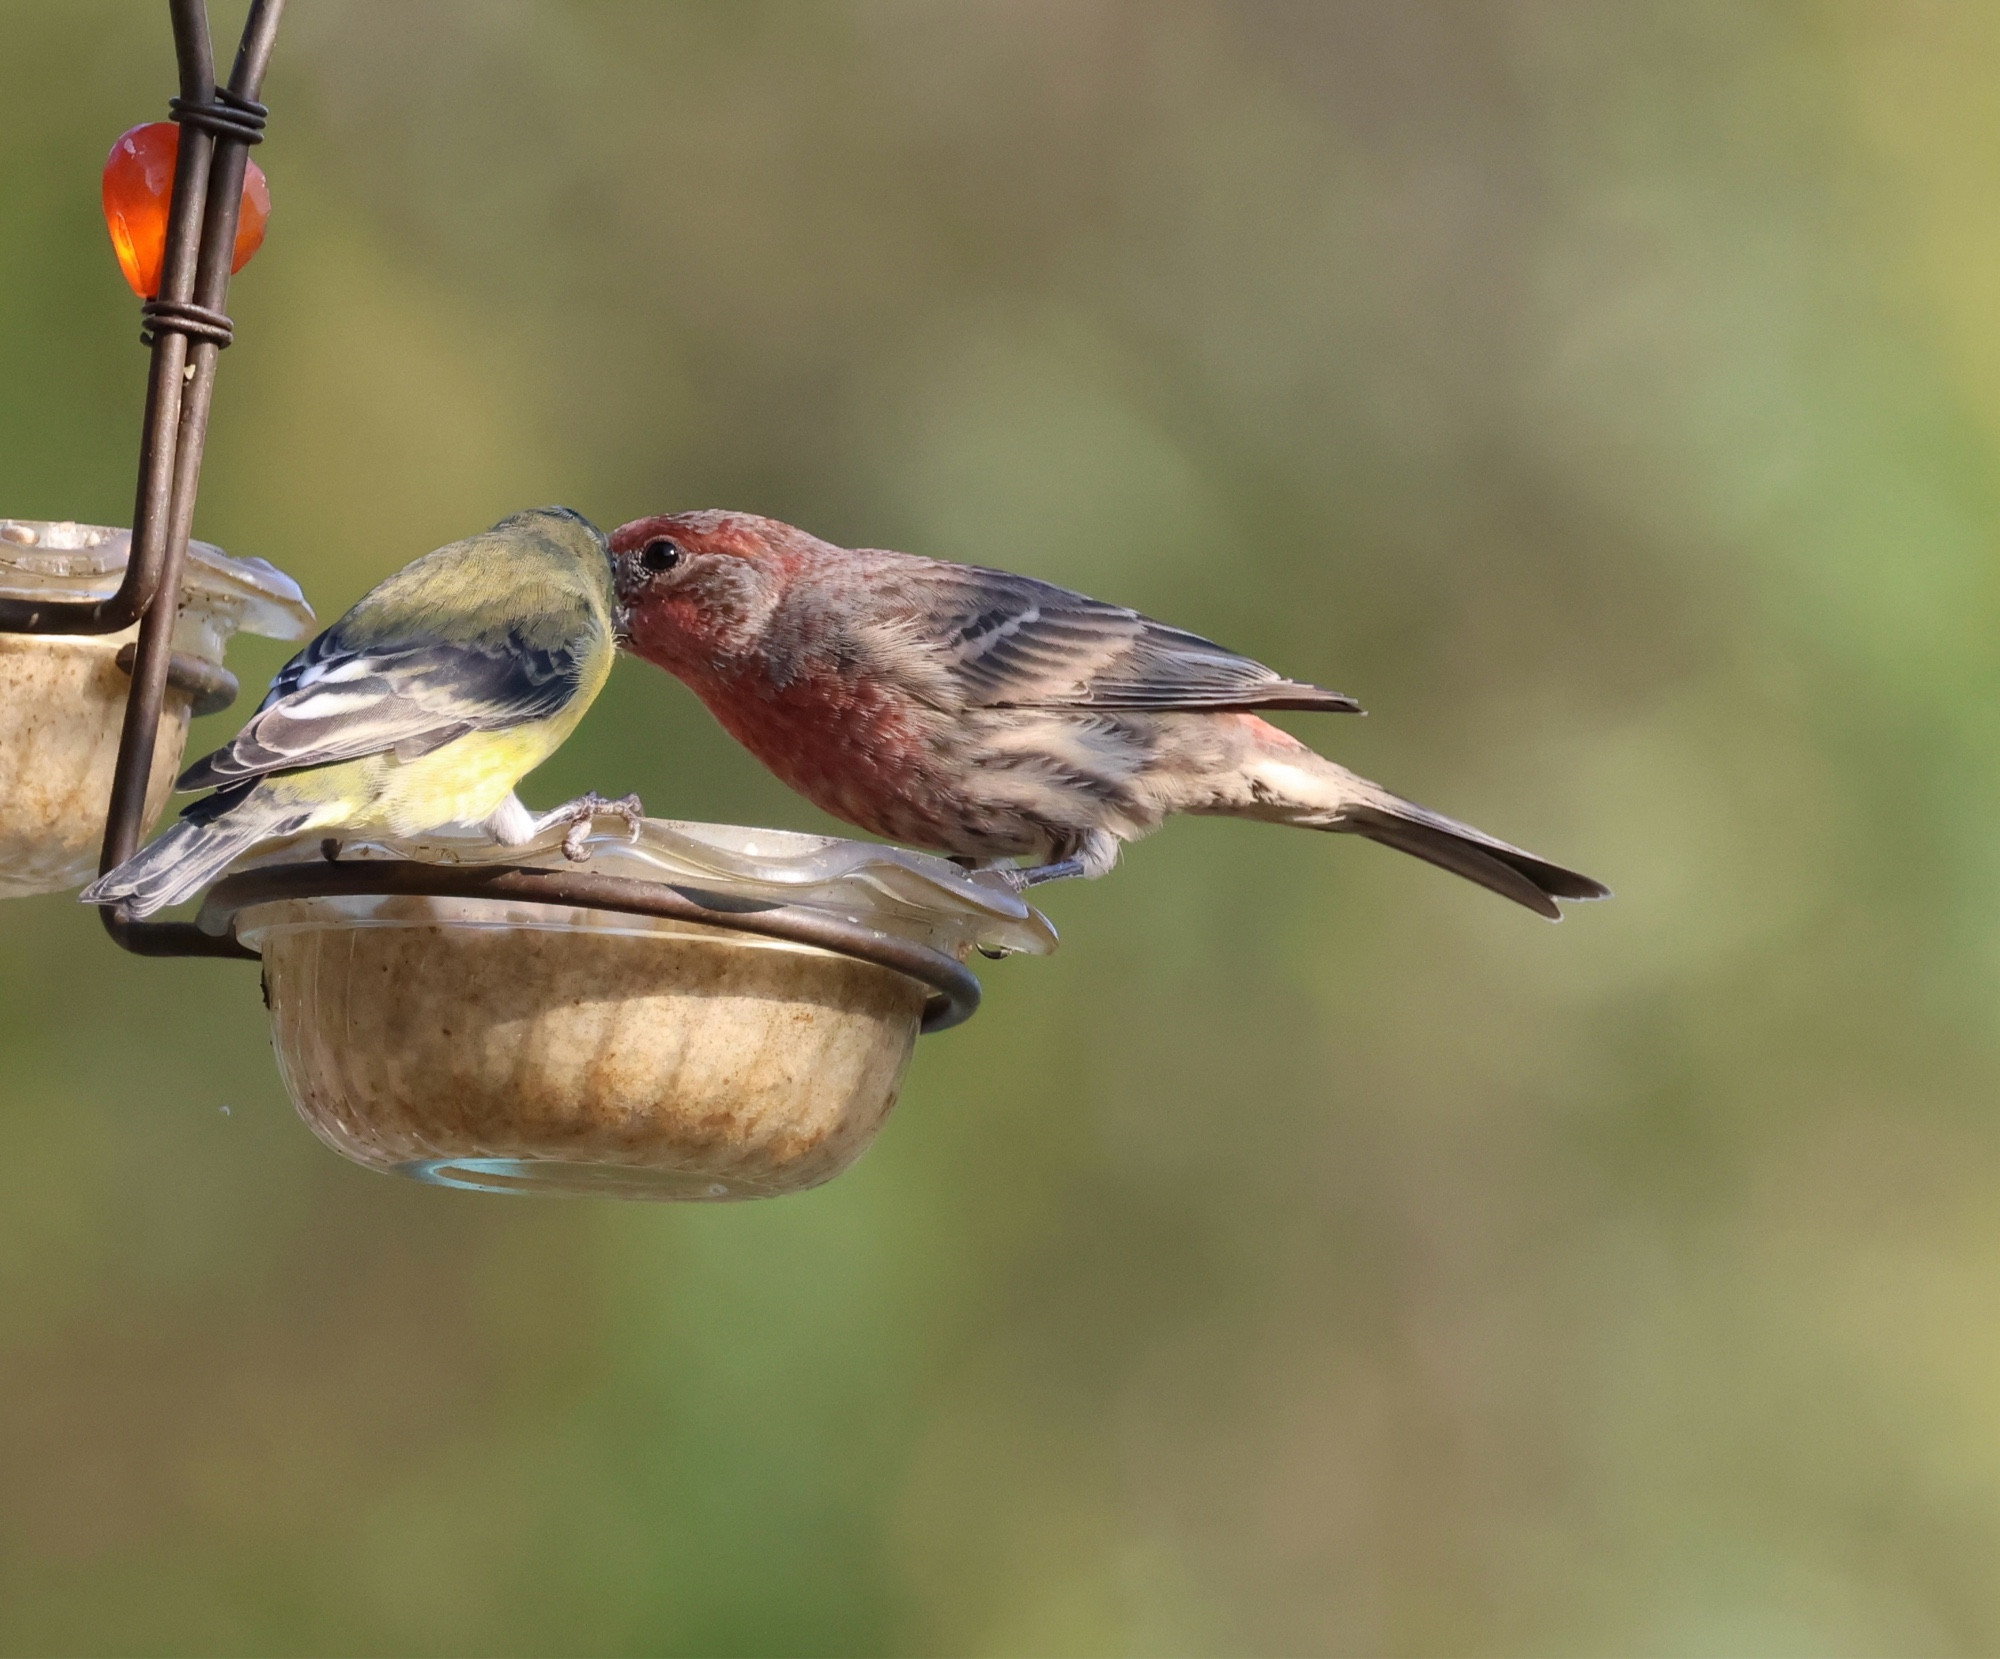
212 821 1058 1200
0 520 314 899
102 122 270 299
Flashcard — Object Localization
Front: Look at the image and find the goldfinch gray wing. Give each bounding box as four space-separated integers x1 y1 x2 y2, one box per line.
178 626 590 790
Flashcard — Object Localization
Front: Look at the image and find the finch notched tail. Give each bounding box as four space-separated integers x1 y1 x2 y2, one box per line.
78 784 314 919
1235 736 1609 920
1337 795 1607 920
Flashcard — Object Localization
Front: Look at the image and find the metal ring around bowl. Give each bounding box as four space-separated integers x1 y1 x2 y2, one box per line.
199 858 985 1033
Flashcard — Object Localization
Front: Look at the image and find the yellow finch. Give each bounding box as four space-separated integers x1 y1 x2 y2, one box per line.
83 506 637 918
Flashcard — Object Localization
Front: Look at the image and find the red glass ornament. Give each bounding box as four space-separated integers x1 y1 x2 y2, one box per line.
101 121 270 300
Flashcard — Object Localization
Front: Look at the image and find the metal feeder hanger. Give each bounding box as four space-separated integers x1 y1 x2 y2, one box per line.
3 0 985 1034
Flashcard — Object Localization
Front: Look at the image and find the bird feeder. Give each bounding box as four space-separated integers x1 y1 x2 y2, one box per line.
0 0 1038 1202
0 519 311 898
199 823 1052 1198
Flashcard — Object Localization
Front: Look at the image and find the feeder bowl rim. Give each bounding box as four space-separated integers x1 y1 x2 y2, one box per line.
195 857 985 1033
0 518 314 642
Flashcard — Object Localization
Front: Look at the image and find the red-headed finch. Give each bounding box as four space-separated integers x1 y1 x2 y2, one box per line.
609 511 1606 918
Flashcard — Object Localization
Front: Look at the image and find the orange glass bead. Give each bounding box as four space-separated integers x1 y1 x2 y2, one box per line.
102 121 270 299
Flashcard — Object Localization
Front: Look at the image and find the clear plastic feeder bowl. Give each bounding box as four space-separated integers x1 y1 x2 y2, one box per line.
0 519 314 898
212 822 1056 1200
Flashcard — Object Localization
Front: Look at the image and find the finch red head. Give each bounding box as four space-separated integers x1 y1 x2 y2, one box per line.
609 510 1606 916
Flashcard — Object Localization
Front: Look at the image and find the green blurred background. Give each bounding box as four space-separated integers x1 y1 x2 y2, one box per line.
4 1 1999 1652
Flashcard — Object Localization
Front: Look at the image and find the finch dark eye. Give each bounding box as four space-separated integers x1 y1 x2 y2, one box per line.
640 537 681 573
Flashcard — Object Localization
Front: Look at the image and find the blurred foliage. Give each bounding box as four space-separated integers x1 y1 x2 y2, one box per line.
4 1 2000 1652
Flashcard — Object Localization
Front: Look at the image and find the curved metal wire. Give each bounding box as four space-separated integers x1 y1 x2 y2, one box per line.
139 299 236 349
82 0 285 954
169 88 268 145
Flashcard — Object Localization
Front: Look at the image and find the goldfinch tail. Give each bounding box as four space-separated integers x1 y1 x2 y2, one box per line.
78 786 313 918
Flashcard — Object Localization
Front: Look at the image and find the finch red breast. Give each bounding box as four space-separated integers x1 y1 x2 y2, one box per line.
609 510 1606 918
